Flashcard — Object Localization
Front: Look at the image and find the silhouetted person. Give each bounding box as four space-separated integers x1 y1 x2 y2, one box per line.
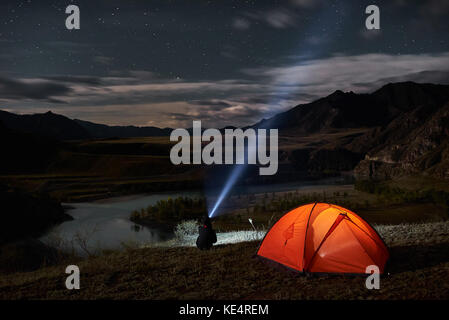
196 215 217 250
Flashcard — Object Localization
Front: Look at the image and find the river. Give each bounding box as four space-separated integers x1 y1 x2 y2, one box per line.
40 191 199 255
40 176 353 255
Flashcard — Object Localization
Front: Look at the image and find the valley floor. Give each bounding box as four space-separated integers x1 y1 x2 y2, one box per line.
0 221 448 300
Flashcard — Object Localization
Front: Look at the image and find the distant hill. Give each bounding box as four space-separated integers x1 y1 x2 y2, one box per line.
0 110 171 140
74 119 171 138
0 110 90 140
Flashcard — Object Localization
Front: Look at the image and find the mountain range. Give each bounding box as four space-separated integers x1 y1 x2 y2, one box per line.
0 110 171 140
254 81 449 180
1 81 448 180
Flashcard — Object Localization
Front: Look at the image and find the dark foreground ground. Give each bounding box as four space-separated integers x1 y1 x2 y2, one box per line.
0 222 448 300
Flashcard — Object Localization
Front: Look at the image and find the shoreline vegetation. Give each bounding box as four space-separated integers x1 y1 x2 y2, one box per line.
129 179 449 233
130 197 207 232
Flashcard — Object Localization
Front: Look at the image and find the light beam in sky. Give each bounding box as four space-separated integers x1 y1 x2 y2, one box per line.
207 6 343 218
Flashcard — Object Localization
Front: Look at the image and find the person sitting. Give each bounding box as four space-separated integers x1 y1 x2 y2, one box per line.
196 215 217 250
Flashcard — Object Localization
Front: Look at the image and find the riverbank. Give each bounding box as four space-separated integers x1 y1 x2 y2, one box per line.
0 184 72 245
130 182 449 234
1 220 448 299
38 181 359 256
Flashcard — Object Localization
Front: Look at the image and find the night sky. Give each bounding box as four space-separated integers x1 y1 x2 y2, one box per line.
1 0 448 128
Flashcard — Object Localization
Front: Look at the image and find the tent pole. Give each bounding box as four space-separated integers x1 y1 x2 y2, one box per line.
302 202 317 272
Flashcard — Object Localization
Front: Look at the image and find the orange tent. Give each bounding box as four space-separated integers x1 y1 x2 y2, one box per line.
257 203 389 274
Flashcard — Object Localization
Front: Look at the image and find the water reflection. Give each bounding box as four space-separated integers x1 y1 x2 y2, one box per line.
40 192 198 255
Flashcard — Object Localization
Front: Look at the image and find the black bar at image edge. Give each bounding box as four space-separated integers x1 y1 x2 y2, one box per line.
0 300 443 318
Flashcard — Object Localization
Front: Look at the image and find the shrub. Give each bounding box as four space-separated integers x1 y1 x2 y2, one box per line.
174 220 198 240
355 180 449 208
130 196 207 223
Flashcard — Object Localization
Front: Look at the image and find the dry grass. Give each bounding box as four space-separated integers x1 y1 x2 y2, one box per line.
77 136 174 145
0 221 448 300
277 128 371 152
375 221 449 246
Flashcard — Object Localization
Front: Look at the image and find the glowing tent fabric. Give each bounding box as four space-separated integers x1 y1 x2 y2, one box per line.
257 203 389 274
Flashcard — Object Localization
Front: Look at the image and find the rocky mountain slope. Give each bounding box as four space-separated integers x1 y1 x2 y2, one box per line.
354 100 449 179
256 82 449 180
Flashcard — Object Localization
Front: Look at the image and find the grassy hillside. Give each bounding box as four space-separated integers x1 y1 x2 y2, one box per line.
0 221 448 299
0 136 201 202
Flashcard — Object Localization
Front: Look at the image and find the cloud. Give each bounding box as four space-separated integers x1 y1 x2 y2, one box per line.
43 75 103 86
359 28 382 40
93 56 114 65
189 99 233 109
1 71 268 108
0 77 72 102
232 18 250 30
263 8 297 29
127 70 157 80
242 52 449 98
233 7 298 30
44 100 267 129
305 35 329 45
290 0 323 8
163 100 268 128
4 52 449 128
